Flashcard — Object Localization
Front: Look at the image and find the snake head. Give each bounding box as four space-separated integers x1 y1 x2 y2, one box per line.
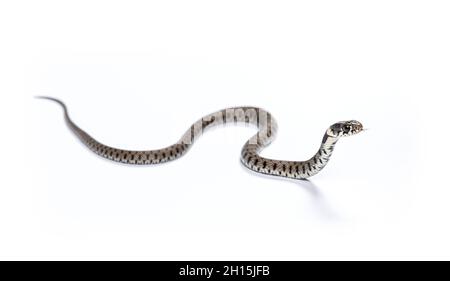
327 120 363 138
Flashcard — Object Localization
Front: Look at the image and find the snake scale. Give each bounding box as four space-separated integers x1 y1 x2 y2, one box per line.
37 96 363 180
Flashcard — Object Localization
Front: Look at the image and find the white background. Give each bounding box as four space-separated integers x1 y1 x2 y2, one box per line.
0 1 449 260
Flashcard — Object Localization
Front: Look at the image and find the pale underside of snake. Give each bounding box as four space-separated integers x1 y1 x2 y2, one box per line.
37 97 363 180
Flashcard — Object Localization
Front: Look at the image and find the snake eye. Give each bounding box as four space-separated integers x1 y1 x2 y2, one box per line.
343 125 351 133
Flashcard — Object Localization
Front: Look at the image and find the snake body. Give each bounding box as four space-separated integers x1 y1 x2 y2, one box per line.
37 97 363 179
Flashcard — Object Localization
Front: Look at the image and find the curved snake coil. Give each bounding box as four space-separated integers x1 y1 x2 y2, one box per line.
37 97 363 179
